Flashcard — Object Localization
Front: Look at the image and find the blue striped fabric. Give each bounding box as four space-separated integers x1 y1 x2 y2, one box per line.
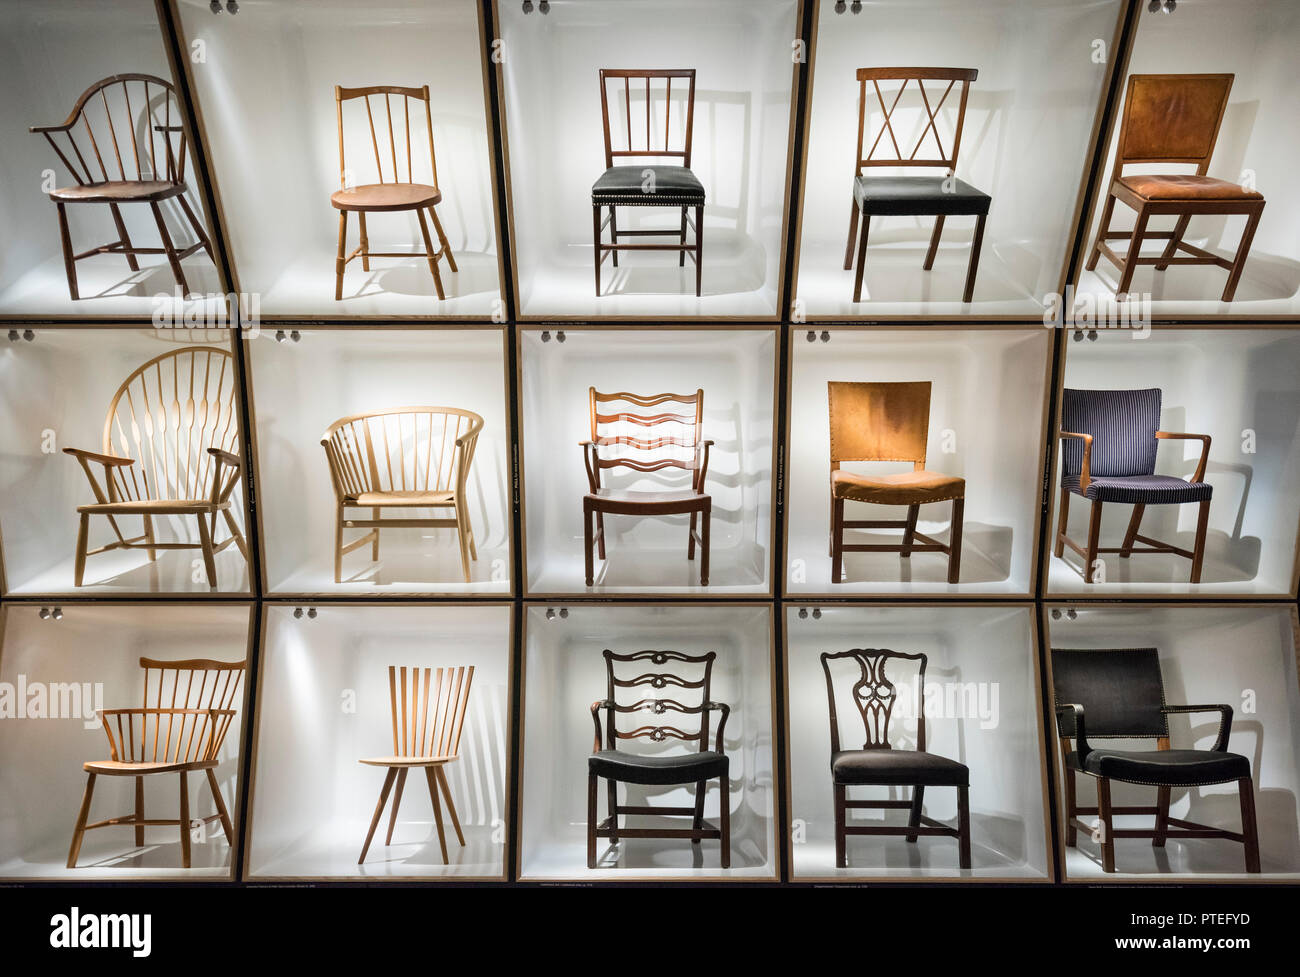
1061 388 1161 478
1063 474 1212 504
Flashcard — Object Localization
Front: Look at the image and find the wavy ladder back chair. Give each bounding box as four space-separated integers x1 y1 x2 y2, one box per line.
582 388 712 587
1086 74 1264 302
29 73 214 299
593 69 704 296
844 68 989 303
64 346 248 590
828 381 965 584
821 649 971 869
68 657 245 869
332 84 457 300
1052 648 1259 873
358 665 475 864
588 650 730 869
322 406 483 583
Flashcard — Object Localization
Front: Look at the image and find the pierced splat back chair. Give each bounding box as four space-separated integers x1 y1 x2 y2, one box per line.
358 665 475 865
820 649 971 869
29 73 214 299
588 650 730 869
64 346 249 590
332 85 457 300
68 656 245 869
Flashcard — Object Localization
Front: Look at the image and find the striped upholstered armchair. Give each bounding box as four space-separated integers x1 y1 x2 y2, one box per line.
1054 388 1212 584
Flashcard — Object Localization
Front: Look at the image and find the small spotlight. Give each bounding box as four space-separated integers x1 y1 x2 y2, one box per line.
556 330 566 343
22 329 33 342
812 608 822 620
307 608 317 619
1147 0 1160 11
210 0 221 12
7 330 17 342
294 607 304 619
52 608 63 621
545 608 556 620
226 0 239 12
290 329 301 343
798 607 808 619
559 608 568 619
275 329 287 343
851 0 862 12
39 608 51 620
806 330 816 342
522 0 534 12
1066 608 1078 620
1072 330 1083 342
1051 608 1062 620
834 0 846 12
1087 329 1098 342
540 330 551 343
1163 0 1176 11
539 0 550 11
820 330 830 343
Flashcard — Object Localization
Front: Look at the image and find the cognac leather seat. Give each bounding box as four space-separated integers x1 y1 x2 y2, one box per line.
1063 473 1212 505
1066 749 1249 787
331 182 442 212
588 749 728 786
832 469 965 505
853 175 991 216
831 749 970 787
49 180 186 203
1117 174 1263 201
592 165 706 206
346 490 457 507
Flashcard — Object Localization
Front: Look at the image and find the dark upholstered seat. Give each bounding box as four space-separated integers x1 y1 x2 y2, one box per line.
1063 473 1212 504
1066 749 1250 787
853 175 991 216
832 749 970 787
589 749 728 786
592 165 706 206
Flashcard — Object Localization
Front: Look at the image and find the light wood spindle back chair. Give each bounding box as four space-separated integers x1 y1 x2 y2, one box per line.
68 657 245 869
322 407 483 584
29 73 215 299
358 665 475 864
332 84 458 300
64 346 248 590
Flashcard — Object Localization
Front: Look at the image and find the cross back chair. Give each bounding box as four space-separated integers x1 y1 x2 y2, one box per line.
29 73 215 300
587 650 730 869
358 665 475 864
582 388 712 587
1055 388 1212 584
68 656 245 869
1087 74 1264 302
592 69 705 296
821 649 971 869
64 346 248 590
828 381 965 584
1052 648 1259 874
332 84 458 300
844 68 989 303
322 407 483 584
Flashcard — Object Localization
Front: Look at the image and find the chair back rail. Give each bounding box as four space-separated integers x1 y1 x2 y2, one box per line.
140 656 245 714
335 84 438 190
603 649 715 751
588 388 704 487
820 648 928 753
321 407 483 499
599 68 696 168
100 707 237 766
827 380 931 471
1113 73 1233 175
853 67 977 173
386 665 475 760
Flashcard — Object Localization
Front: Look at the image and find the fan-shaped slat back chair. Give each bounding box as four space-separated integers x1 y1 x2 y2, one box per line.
68 657 245 869
64 346 248 590
582 388 712 586
332 84 457 300
29 73 214 299
321 406 483 583
358 665 475 864
587 649 730 869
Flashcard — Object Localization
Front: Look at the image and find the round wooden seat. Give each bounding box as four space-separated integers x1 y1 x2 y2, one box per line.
49 180 185 203
330 182 441 212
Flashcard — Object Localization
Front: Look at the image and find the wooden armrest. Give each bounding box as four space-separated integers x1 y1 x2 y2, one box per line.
706 701 731 753
590 700 612 751
63 446 135 466
30 123 73 134
1162 703 1233 752
1156 431 1212 483
206 447 242 469
1058 430 1093 490
1055 703 1090 763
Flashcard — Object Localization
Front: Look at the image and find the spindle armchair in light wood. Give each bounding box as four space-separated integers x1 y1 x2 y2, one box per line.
68 657 245 869
359 665 475 865
322 407 483 583
332 84 457 300
29 73 214 299
64 346 249 591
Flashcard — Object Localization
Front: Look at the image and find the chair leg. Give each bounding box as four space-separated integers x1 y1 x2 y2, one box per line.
149 201 190 298
455 504 472 583
1063 769 1078 847
108 203 140 272
221 509 249 564
679 206 687 267
923 214 945 270
831 496 845 583
142 514 157 562
906 784 924 842
834 782 847 868
1190 498 1210 584
384 768 408 846
334 210 348 300
584 502 595 587
694 204 703 297
900 504 919 557
55 202 80 300
1084 499 1103 584
699 505 711 586
178 771 192 869
609 206 618 268
1115 204 1150 298
357 212 370 271
1096 776 1116 873
74 512 90 586
176 194 215 263
592 206 602 296
358 767 397 863
1054 485 1070 558
718 775 731 869
1086 193 1117 271
1120 503 1145 558
852 213 871 302
196 514 218 591
134 775 146 846
691 779 706 844
67 772 97 868
415 208 446 301
843 199 860 271
333 508 345 584
1152 785 1171 848
1221 204 1263 303
436 767 466 847
1154 214 1190 271
606 780 619 843
205 768 235 846
424 766 449 864
587 773 598 868
429 205 458 273
947 497 964 584
1239 776 1261 873
688 510 697 559
963 214 986 303
957 785 972 870
596 512 606 560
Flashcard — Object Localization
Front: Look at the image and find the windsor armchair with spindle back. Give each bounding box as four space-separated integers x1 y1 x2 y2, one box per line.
587 649 731 868
358 665 475 864
322 406 483 583
63 346 248 590
68 656 245 869
582 388 713 587
332 84 458 300
29 73 215 299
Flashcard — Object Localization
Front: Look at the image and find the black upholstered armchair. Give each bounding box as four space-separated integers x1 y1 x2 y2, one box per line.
587 649 730 868
1052 647 1260 873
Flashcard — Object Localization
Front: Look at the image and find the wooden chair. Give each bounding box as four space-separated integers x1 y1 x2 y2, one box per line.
1086 74 1264 302
64 346 249 590
332 85 457 300
68 657 245 869
844 68 989 303
582 388 712 587
1052 647 1260 874
588 650 730 869
29 73 215 300
821 649 971 869
828 381 965 584
592 69 704 296
321 407 483 583
1055 388 1211 584
358 665 475 864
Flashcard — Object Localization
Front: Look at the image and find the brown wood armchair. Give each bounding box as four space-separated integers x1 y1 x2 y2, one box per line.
332 85 457 300
582 388 712 587
828 381 964 584
68 656 244 869
64 346 249 590
359 665 474 865
588 649 730 869
1087 73 1264 301
29 73 215 300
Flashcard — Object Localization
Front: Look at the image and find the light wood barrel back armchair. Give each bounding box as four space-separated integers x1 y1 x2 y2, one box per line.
64 346 248 590
322 406 484 583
